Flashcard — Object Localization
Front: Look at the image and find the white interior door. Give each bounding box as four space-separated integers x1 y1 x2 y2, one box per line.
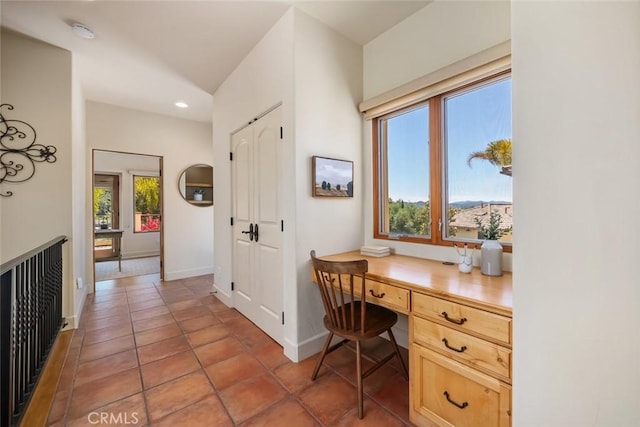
231 106 283 344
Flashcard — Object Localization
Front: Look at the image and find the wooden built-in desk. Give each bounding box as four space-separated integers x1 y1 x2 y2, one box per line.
94 229 124 272
317 251 512 427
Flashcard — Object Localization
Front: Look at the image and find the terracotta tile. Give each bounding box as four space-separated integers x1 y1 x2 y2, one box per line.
205 298 231 313
145 371 214 422
218 374 287 423
94 287 126 296
253 340 289 369
152 395 233 427
228 319 272 349
126 286 160 296
193 336 246 366
132 313 176 333
82 322 132 346
204 353 266 390
83 306 130 322
141 350 200 389
332 399 407 427
180 314 221 333
66 392 147 427
127 291 161 304
335 357 402 396
186 324 229 347
134 322 182 347
240 398 318 427
168 299 202 312
67 367 142 419
128 298 165 312
92 292 128 304
223 316 254 334
89 299 126 312
273 356 326 393
371 374 411 424
298 373 359 425
216 308 244 322
79 335 135 363
322 343 357 370
129 305 170 321
161 292 196 303
137 335 191 365
83 313 131 331
75 349 139 386
171 305 212 322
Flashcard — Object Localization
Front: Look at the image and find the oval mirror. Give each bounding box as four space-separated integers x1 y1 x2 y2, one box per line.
178 164 213 206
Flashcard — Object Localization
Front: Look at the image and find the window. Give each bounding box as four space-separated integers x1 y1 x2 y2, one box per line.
133 175 161 233
374 72 512 249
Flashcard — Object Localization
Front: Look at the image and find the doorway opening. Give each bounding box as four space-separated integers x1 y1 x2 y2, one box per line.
92 149 164 284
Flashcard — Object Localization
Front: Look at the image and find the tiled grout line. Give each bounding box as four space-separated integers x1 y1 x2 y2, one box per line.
126 281 153 427
53 275 413 426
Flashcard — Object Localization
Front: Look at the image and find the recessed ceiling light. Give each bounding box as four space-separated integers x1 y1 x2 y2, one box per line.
71 23 95 39
175 102 188 108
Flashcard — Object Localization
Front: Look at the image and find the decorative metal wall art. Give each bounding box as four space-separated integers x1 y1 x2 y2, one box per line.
0 104 57 197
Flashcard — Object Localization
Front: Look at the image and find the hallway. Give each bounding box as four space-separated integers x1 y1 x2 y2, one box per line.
46 274 414 426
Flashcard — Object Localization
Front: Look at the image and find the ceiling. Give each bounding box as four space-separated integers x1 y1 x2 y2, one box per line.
1 1 430 123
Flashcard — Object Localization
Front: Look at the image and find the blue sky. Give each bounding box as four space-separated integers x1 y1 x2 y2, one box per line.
387 77 512 203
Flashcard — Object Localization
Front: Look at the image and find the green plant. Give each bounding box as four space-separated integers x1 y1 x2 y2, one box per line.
194 187 205 195
467 139 512 168
475 209 511 240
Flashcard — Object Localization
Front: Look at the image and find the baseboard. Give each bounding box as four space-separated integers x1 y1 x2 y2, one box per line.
284 331 334 362
283 324 409 363
212 284 232 306
164 266 214 281
122 251 160 260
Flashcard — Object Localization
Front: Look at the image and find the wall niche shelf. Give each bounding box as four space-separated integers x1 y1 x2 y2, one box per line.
179 164 213 206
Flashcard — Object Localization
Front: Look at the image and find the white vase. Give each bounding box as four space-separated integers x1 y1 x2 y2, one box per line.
480 240 503 276
193 193 203 201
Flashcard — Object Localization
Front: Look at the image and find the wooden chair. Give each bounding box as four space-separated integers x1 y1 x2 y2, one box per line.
309 250 409 419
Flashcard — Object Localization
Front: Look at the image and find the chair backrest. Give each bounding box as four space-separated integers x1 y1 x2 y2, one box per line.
310 250 368 335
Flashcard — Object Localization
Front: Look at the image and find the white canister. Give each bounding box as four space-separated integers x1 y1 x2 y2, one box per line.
458 254 473 273
480 240 503 276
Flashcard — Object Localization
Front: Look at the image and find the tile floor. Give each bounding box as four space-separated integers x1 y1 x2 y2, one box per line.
47 273 415 426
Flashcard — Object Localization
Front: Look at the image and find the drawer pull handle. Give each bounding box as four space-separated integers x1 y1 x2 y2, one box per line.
443 391 468 409
369 289 385 299
441 311 467 325
442 338 467 353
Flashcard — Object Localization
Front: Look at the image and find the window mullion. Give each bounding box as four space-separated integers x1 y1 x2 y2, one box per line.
429 97 444 245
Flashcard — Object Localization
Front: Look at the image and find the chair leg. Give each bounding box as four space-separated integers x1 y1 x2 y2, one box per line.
312 332 334 380
356 340 364 419
388 328 409 380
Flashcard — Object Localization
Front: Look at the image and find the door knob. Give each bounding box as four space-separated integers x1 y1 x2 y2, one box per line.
241 223 254 241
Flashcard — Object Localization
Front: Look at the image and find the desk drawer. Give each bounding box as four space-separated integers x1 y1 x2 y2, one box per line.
411 344 511 427
364 280 409 314
413 293 511 345
413 316 511 380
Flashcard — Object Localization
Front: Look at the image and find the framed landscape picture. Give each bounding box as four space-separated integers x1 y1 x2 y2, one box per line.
312 156 353 198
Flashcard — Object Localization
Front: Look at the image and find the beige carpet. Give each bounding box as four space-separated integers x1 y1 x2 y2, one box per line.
95 256 160 281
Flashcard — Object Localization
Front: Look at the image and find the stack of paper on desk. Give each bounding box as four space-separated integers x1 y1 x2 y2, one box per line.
360 245 390 257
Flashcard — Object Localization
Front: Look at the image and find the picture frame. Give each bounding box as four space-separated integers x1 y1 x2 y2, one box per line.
312 156 353 198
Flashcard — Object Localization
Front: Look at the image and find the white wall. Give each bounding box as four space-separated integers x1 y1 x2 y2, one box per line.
212 7 295 347
86 101 213 282
292 10 363 357
93 151 161 259
0 29 77 324
512 2 640 425
362 1 512 270
72 55 89 324
212 8 363 360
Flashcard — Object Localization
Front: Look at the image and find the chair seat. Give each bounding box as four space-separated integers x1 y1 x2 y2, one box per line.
323 301 398 340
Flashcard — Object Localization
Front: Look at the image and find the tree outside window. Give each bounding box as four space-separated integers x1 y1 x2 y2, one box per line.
134 176 161 233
